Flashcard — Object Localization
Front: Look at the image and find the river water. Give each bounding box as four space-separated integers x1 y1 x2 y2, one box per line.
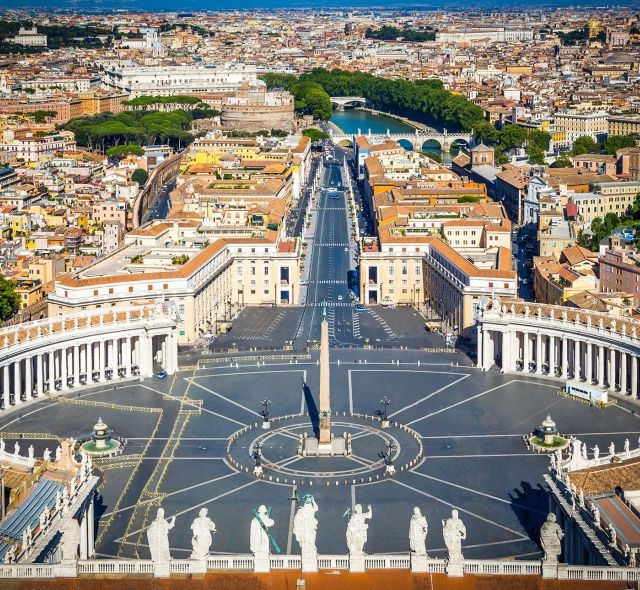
330 108 453 163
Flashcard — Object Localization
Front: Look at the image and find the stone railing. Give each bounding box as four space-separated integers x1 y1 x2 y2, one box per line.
480 299 640 347
2 555 640 579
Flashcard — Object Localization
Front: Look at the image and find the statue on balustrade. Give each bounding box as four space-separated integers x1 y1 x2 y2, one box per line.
250 505 275 558
147 508 175 563
346 504 373 556
293 495 318 563
442 509 466 562
190 508 216 560
409 507 428 556
540 513 563 564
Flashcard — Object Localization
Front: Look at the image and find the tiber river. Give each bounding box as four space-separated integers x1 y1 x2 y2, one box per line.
330 108 455 164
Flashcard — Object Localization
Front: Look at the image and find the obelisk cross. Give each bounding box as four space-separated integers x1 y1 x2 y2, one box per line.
319 301 331 444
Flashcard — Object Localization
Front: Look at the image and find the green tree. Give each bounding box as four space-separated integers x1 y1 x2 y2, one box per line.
631 192 640 220
132 168 149 186
0 275 19 321
498 125 527 152
527 129 551 152
474 121 500 145
550 154 573 168
527 146 546 165
604 135 636 156
106 144 144 159
302 128 329 142
571 135 599 156
32 110 57 123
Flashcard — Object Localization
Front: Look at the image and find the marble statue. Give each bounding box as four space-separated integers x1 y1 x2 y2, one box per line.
60 519 81 561
609 524 617 548
540 513 563 564
592 445 600 461
39 509 48 531
0 438 4 453
28 445 34 460
409 507 428 556
146 508 175 562
609 442 615 457
13 442 19 456
578 488 585 509
293 496 318 566
190 508 216 560
442 509 466 561
581 443 588 461
346 504 373 556
55 446 62 461
4 545 16 564
250 505 274 557
43 448 51 462
592 505 601 527
630 549 637 568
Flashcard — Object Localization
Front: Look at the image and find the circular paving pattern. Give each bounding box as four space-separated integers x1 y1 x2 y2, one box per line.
226 413 423 485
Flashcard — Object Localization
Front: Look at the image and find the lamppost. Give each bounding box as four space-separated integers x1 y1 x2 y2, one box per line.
260 398 272 429
252 441 263 476
376 396 391 428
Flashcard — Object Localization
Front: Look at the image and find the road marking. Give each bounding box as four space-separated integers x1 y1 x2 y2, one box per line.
391 479 528 540
185 379 261 417
388 374 471 418
118 480 260 541
406 381 517 426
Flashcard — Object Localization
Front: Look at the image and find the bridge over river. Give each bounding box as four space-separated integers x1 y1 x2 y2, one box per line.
329 128 473 151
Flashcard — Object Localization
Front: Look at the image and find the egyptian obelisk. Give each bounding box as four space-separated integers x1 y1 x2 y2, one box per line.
318 306 331 445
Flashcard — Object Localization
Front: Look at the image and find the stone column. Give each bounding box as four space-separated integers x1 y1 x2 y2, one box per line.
80 515 88 560
573 340 580 380
124 337 131 377
609 349 616 390
477 327 484 369
98 341 105 382
621 352 628 394
73 345 80 385
631 355 638 398
586 342 592 384
13 361 21 404
501 330 511 372
598 345 605 387
87 499 95 558
36 354 43 397
535 333 543 374
483 330 492 370
24 356 32 399
60 347 67 390
549 335 556 375
48 350 55 388
561 337 568 378
523 331 530 372
1 364 8 407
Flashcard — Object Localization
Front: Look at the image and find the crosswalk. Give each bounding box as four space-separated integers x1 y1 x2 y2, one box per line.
315 243 349 247
352 310 362 339
307 301 353 307
311 280 348 285
238 311 287 340
367 308 401 339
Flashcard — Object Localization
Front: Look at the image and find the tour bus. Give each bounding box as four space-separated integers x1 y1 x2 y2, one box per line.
564 381 608 405
327 187 340 199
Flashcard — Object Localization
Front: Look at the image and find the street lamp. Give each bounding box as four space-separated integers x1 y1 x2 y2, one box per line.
376 396 391 428
260 398 272 429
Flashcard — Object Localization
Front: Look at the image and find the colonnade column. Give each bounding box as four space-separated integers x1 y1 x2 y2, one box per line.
477 328 484 369
549 335 556 375
535 333 542 374
24 357 32 399
586 342 592 384
98 342 105 382
573 340 580 380
523 332 529 371
74 345 80 385
48 350 55 390
633 355 638 398
3 365 9 406
598 345 605 386
13 361 21 404
124 337 132 377
61 347 68 390
80 515 88 560
36 354 43 396
561 337 568 378
501 330 511 372
621 353 628 395
609 349 616 390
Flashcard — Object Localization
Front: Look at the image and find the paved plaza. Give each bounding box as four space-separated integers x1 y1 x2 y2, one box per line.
1 347 639 562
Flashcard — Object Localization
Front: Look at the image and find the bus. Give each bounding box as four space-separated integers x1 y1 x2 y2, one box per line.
327 188 339 199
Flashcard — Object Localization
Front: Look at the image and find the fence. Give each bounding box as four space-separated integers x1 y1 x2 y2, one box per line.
3 555 640 579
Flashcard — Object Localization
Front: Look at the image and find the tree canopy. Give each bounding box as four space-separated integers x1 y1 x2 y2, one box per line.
302 128 329 142
132 168 149 186
106 144 144 159
365 25 435 42
571 135 600 156
604 134 636 156
0 275 19 321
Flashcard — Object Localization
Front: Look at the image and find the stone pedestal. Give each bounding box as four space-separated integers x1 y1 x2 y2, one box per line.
153 561 171 578
349 554 365 573
261 420 270 430
410 554 429 572
446 559 464 577
253 553 270 573
58 560 78 577
542 561 559 578
189 559 207 574
385 464 396 476
301 551 318 573
381 420 390 429
253 465 263 477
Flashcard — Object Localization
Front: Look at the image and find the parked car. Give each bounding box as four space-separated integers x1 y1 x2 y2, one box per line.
156 371 167 379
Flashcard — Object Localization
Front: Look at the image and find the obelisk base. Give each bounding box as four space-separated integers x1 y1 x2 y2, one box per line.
301 435 349 456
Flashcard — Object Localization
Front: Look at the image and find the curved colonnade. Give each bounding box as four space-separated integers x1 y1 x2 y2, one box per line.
478 300 640 397
0 305 178 411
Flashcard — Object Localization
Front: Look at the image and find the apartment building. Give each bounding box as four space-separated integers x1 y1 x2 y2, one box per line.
553 111 609 147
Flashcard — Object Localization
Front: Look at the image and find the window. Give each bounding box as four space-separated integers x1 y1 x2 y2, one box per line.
388 265 394 276
148 285 153 291
264 289 269 295
402 265 407 275
179 304 185 315
93 289 98 296
129 286 133 293
237 266 243 277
